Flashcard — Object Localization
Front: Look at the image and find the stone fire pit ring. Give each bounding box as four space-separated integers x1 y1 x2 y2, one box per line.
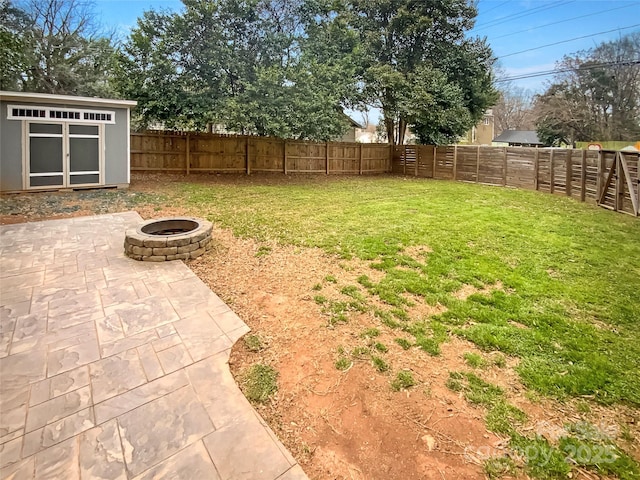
124 217 213 261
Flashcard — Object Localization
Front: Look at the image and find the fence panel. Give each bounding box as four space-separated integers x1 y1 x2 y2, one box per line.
131 132 389 175
131 133 187 172
456 146 479 183
130 131 637 216
477 147 505 185
286 141 325 173
363 145 391 173
506 147 536 189
434 146 455 180
251 137 284 172
190 135 245 172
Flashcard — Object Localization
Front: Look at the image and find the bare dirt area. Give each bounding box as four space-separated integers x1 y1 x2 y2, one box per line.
2 174 638 479
188 230 499 480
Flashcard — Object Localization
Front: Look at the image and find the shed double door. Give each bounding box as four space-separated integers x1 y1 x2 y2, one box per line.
26 122 102 189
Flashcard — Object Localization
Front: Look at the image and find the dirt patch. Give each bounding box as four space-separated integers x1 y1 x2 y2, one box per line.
453 281 504 301
186 226 497 479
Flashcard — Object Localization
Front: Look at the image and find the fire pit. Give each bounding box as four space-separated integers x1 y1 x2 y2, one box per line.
124 217 213 261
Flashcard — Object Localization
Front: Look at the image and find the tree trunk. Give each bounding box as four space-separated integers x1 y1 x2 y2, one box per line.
384 113 396 146
397 117 407 145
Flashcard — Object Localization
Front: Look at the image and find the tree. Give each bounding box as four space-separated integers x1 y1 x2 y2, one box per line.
492 84 535 134
345 0 498 145
534 33 640 145
0 0 118 96
117 0 360 140
0 1 33 90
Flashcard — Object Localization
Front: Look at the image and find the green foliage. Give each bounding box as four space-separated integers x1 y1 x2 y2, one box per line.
341 285 366 302
371 356 389 372
401 66 473 145
360 328 380 338
483 457 516 479
446 371 526 435
314 295 327 305
118 0 358 139
558 422 640 479
486 401 527 435
374 308 400 329
351 346 369 358
346 0 497 144
492 354 507 368
242 364 278 403
2 0 119 96
335 356 351 371
255 245 272 257
463 352 486 368
243 334 264 352
510 435 572 479
391 371 416 391
373 342 388 353
394 338 412 350
0 1 32 90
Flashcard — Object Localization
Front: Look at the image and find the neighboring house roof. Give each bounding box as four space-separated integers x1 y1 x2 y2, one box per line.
344 114 363 129
493 130 544 145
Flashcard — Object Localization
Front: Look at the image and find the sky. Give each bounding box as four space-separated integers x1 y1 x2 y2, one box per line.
472 0 640 92
93 0 639 123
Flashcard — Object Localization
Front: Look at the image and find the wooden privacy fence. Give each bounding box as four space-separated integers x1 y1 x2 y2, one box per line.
392 145 640 217
130 132 391 176
129 131 639 217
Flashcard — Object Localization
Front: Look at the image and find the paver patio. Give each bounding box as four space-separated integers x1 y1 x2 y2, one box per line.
0 212 307 480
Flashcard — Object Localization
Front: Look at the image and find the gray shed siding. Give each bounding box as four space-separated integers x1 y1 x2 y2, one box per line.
104 108 129 185
0 107 23 191
0 96 133 192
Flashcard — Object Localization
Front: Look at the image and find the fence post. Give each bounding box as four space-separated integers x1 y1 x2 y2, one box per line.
359 143 363 175
566 149 572 196
388 144 393 173
550 149 555 194
453 145 458 180
415 145 419 177
534 148 539 190
615 152 622 212
325 142 329 175
283 139 288 175
432 145 436 178
475 145 480 183
433 146 438 178
596 150 604 201
245 137 250 175
403 145 407 175
502 147 508 186
186 134 190 175
580 149 587 202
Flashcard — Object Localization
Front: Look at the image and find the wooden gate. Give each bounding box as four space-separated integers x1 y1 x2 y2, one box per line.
597 151 640 217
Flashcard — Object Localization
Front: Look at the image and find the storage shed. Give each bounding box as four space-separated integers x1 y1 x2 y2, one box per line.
0 91 136 192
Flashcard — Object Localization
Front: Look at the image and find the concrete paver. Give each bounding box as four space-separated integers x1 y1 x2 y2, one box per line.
0 212 307 479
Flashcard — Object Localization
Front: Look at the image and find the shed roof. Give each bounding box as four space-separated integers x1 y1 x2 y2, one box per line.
0 91 136 109
493 130 544 145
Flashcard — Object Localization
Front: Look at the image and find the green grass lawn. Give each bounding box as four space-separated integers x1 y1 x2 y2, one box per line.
173 175 639 477
179 176 640 405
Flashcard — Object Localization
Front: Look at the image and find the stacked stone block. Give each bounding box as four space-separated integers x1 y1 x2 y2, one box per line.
124 218 213 261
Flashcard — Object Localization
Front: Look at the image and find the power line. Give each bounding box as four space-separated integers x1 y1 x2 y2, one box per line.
476 0 511 18
491 3 636 41
474 0 575 32
499 24 640 58
495 59 640 82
